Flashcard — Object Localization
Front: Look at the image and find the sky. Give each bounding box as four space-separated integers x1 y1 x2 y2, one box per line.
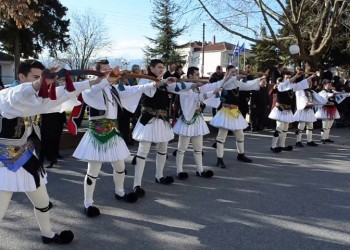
58 0 238 61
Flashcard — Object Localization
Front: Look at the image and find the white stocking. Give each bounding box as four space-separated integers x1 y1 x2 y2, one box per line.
155 142 168 180
297 122 305 142
133 141 151 188
326 120 334 139
0 191 13 221
278 122 290 148
191 135 204 173
234 129 245 154
84 161 102 208
216 128 228 158
272 121 283 148
111 160 126 196
306 122 314 142
26 185 55 238
176 136 191 174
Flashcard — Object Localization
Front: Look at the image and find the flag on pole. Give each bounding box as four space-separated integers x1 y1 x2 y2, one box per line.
239 43 245 53
230 42 239 65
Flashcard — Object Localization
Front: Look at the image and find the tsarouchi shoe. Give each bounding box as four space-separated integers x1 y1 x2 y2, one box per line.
133 186 145 198
115 192 138 203
84 206 100 218
196 170 214 178
155 176 174 185
42 231 74 245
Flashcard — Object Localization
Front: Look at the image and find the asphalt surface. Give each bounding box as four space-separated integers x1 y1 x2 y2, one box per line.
1 127 350 250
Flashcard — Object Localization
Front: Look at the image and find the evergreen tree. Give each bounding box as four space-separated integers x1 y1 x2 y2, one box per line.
143 0 186 67
0 0 69 75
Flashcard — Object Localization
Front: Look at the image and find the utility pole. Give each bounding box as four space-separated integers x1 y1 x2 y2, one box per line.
201 23 205 78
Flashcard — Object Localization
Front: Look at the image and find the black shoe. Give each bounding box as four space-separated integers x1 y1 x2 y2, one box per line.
42 230 74 244
280 145 293 151
115 192 138 203
270 147 282 153
196 170 214 178
176 172 189 180
325 139 334 143
237 154 253 163
133 186 145 198
321 139 326 144
84 206 100 217
307 141 318 146
155 176 174 185
216 158 226 168
295 141 304 147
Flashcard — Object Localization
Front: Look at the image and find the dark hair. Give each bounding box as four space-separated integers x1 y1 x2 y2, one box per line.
149 59 163 68
187 66 199 78
94 59 110 72
216 65 222 70
175 65 183 71
278 63 284 69
18 59 45 76
226 65 235 71
131 64 140 71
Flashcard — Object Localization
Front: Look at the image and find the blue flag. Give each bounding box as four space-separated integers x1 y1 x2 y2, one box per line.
239 43 245 52
231 42 239 64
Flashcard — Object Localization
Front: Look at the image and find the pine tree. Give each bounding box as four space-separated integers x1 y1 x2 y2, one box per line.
143 0 186 67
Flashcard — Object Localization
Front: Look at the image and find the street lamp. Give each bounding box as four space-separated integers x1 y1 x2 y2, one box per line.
121 58 130 70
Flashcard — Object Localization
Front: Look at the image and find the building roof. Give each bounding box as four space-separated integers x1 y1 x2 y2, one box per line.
0 52 14 61
178 41 237 52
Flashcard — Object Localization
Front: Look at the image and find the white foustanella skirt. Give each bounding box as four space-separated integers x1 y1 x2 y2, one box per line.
210 107 248 131
132 118 174 143
73 132 130 162
0 167 47 192
268 107 295 123
315 106 340 120
293 109 317 123
173 114 209 136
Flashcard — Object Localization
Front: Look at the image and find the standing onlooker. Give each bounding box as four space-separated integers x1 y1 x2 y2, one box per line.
209 66 224 116
271 64 285 85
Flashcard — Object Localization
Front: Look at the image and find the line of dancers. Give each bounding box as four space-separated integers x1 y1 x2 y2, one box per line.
1 59 349 245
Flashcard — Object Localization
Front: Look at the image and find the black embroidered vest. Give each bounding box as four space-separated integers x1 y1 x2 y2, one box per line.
222 88 240 105
276 90 294 105
0 117 26 139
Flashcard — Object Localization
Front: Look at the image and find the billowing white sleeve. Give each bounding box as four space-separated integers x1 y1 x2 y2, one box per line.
139 78 157 97
115 82 155 113
89 79 110 94
318 90 333 99
312 91 328 105
199 79 224 93
238 78 260 91
166 81 193 95
295 90 308 110
0 81 91 118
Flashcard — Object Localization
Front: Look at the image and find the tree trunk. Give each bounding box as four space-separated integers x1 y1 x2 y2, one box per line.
14 29 20 79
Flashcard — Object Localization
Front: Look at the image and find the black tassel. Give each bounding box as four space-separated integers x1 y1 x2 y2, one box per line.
174 83 180 92
172 149 177 157
180 82 186 89
86 176 92 185
131 155 137 165
212 142 217 148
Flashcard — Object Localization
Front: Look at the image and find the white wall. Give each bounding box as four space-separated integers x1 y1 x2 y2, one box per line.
0 61 15 85
201 52 222 76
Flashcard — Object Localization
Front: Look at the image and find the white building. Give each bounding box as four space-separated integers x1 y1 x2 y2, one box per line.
0 52 15 85
177 39 251 77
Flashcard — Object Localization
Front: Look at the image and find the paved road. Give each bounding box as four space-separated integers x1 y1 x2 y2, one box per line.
1 127 350 250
